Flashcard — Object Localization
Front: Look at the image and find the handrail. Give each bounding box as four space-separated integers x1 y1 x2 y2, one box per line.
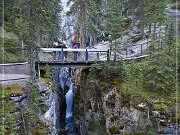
0 62 29 66
39 48 108 52
38 48 110 64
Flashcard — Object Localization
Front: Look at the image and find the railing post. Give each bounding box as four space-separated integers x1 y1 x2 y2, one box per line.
141 44 142 55
107 49 110 62
69 68 71 77
61 48 64 63
35 49 39 61
74 51 78 62
97 52 100 61
85 49 88 63
53 51 56 61
146 35 149 55
126 48 128 57
35 61 39 79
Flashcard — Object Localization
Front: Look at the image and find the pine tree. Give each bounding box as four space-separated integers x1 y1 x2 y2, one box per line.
68 0 103 48
102 0 131 60
144 21 176 93
3 0 62 47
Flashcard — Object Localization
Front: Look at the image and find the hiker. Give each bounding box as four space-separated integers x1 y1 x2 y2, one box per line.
53 41 59 61
57 39 68 59
73 43 78 62
53 39 68 61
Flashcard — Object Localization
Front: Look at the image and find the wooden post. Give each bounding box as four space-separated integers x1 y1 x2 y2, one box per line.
69 68 71 77
35 61 39 79
126 48 128 57
147 36 149 55
34 49 38 61
21 40 24 56
85 49 88 63
141 44 143 55
61 48 64 63
34 49 40 80
97 52 100 61
53 51 56 61
107 49 110 62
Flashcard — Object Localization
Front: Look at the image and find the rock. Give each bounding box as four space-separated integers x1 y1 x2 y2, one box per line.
15 120 22 127
10 108 21 115
9 93 27 103
20 98 27 106
158 126 178 134
152 110 160 117
128 123 137 133
160 115 166 119
137 103 146 111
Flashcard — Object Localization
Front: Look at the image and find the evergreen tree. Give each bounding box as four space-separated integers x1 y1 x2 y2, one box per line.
144 21 176 93
102 0 131 60
67 0 87 48
3 0 62 48
68 0 103 48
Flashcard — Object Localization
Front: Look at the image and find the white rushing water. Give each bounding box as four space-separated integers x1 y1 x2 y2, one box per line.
59 67 74 118
59 67 69 90
65 82 73 118
44 0 76 133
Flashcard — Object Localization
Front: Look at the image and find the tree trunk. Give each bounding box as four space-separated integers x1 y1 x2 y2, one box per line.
154 22 157 39
140 7 145 35
79 2 86 48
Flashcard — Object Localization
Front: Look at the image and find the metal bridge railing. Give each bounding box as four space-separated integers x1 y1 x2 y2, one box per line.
38 48 110 63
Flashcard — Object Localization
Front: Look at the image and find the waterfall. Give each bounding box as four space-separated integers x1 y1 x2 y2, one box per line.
44 0 78 134
59 67 69 91
44 67 78 134
59 67 73 120
65 82 73 118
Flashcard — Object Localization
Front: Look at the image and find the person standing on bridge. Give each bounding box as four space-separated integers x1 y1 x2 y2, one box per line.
53 41 59 61
73 43 78 62
53 39 67 61
58 39 68 49
57 39 68 59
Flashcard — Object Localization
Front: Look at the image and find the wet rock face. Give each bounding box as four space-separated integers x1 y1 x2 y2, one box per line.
73 65 179 135
1 80 53 135
0 84 28 134
102 87 147 134
158 126 179 134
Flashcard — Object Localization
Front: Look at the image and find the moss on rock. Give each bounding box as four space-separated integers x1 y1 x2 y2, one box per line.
109 125 124 134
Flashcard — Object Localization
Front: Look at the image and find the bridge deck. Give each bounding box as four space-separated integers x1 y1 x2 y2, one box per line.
37 54 149 68
38 61 107 68
35 47 149 78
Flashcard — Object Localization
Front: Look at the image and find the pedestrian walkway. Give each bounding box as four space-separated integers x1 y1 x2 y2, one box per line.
0 74 29 81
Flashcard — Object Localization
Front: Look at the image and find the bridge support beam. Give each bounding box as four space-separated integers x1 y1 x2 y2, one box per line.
97 53 100 61
85 49 88 63
35 61 40 79
107 49 110 62
61 48 64 63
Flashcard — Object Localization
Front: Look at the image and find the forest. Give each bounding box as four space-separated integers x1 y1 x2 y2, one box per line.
0 0 179 135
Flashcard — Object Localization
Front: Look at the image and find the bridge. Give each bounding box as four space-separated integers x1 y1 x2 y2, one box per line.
35 48 110 78
37 48 110 66
35 47 149 78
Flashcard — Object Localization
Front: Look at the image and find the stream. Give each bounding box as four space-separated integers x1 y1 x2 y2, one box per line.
44 67 78 135
44 1 78 134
